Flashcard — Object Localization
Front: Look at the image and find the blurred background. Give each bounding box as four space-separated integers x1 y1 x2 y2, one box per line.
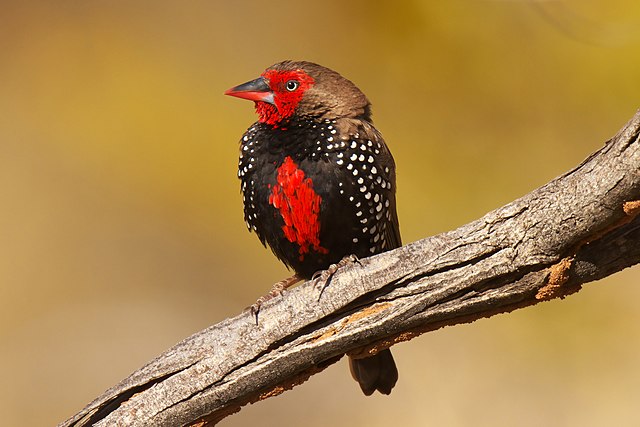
2 1 640 426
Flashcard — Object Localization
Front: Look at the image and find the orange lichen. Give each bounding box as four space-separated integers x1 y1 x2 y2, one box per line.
346 302 392 324
623 200 640 216
536 257 573 300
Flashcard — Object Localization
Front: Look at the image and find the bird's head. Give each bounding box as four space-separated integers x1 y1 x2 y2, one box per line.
225 61 371 127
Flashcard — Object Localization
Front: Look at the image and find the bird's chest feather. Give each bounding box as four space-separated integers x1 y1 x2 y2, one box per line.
238 119 397 272
238 121 336 255
267 155 328 257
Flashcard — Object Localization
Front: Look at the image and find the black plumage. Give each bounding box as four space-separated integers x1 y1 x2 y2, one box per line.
228 61 401 395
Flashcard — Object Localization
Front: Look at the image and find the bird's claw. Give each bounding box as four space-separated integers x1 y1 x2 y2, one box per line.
245 274 302 325
313 254 360 300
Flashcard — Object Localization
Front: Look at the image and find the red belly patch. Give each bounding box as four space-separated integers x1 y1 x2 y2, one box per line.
269 156 328 260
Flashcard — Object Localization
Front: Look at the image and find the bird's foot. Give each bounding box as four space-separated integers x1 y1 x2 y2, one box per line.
246 273 302 324
313 254 362 300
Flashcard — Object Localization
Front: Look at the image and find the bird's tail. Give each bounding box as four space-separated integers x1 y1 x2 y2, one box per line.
349 348 398 395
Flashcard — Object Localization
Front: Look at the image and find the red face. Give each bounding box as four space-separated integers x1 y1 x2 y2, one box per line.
225 68 315 127
256 69 315 126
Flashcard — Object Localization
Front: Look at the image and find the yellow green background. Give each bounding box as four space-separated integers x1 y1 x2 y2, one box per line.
2 1 639 425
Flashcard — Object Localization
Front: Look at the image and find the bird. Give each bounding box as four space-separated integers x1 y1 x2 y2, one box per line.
225 60 400 396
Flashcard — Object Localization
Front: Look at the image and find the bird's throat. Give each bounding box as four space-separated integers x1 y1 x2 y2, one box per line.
255 101 284 126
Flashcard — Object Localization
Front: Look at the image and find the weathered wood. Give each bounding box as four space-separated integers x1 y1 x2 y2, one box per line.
60 111 640 427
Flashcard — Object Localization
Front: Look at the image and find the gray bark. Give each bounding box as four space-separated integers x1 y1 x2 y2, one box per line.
60 111 640 427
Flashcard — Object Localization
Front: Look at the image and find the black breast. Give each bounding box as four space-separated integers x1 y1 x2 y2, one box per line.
238 118 401 279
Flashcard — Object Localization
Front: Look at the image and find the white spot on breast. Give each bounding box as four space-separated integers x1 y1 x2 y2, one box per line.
374 194 380 202
337 159 344 165
364 192 371 199
352 237 359 243
357 177 364 184
351 141 357 149
352 169 358 176
337 152 344 158
350 153 358 161
358 154 365 162
347 163 354 170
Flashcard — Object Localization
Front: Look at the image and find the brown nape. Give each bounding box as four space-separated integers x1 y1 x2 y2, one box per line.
270 60 372 122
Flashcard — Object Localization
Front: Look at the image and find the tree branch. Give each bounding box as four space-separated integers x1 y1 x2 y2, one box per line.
60 111 640 427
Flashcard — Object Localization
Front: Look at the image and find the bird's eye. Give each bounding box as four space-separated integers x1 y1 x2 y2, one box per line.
285 80 299 91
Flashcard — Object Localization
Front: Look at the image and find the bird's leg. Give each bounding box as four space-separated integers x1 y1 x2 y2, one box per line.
248 273 302 324
313 254 362 299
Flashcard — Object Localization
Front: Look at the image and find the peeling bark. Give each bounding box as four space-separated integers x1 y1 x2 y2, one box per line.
60 110 640 427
